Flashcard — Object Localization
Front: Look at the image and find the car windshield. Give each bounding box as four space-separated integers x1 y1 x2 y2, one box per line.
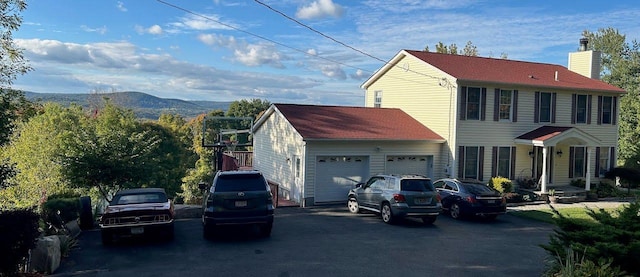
113 192 167 205
214 174 266 192
400 179 433 192
461 183 496 195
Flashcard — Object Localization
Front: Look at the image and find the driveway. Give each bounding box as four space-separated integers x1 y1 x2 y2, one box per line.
54 205 554 277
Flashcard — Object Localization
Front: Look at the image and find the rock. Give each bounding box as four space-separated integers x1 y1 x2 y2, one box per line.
29 235 61 274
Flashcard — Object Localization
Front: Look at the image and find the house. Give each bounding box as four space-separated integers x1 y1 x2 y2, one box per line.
360 39 625 194
252 104 444 206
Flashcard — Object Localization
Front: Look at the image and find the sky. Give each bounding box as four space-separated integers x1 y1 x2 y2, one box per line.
11 0 640 106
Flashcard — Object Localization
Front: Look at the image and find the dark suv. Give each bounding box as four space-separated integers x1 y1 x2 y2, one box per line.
201 170 275 238
347 174 442 224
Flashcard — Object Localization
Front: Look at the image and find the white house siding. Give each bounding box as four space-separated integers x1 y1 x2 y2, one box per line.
252 110 305 203
303 141 444 205
455 84 620 185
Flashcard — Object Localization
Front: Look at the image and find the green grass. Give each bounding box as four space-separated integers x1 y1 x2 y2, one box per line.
510 207 621 224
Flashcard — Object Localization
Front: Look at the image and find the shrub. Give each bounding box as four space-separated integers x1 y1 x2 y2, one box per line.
541 201 640 276
595 181 619 198
489 176 513 193
569 178 585 188
515 177 537 189
41 197 80 225
0 209 40 276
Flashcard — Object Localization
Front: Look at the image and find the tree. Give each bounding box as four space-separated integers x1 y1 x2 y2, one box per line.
225 98 271 120
425 41 478 56
582 28 640 168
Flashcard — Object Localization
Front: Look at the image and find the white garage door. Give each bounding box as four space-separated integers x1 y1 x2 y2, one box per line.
315 156 369 203
385 156 433 177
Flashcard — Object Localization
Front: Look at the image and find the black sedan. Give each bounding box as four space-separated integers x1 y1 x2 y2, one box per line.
433 178 506 220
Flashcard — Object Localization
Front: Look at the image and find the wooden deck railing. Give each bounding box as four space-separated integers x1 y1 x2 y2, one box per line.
224 151 253 168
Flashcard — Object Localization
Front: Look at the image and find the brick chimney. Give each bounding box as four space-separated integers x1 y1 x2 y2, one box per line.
568 38 601 79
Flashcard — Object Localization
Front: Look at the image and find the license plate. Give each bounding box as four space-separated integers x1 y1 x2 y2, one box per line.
235 200 247 207
414 198 429 204
131 227 144 235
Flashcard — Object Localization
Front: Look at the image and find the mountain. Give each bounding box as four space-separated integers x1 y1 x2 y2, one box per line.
24 91 232 120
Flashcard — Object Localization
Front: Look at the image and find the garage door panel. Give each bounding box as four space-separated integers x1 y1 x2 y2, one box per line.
315 156 369 203
385 156 430 176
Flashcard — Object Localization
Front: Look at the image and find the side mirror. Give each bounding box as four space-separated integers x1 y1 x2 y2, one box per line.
355 183 363 189
198 182 208 190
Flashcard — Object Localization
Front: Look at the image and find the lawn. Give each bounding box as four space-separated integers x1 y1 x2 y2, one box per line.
509 206 622 224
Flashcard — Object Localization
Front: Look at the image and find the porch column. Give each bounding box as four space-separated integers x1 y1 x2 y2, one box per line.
585 147 592 191
541 147 548 193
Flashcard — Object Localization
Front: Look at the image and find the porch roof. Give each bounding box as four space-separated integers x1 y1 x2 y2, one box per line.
514 125 600 147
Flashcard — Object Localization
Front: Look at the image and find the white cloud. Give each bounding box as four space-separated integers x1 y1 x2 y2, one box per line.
296 0 344 20
134 25 164 35
320 64 346 80
80 25 107 35
307 48 317 56
198 34 285 68
350 69 367 80
116 1 127 12
169 13 234 31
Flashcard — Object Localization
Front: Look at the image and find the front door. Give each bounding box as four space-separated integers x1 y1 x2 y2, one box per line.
533 146 554 184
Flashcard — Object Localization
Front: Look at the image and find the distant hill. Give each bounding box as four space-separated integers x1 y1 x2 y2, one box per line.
24 91 232 120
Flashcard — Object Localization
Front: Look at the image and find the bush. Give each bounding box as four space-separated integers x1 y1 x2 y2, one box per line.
41 197 80 225
541 201 640 276
569 178 585 188
0 209 40 276
489 176 513 193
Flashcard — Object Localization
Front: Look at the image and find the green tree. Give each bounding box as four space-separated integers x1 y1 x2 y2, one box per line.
582 28 640 168
225 98 271 120
425 41 478 56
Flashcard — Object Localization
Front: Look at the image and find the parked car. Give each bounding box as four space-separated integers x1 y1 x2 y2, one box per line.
433 178 506 220
201 170 275 238
347 174 442 225
99 188 174 245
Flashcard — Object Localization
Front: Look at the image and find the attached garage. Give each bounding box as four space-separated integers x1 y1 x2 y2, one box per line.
314 156 369 203
385 155 433 178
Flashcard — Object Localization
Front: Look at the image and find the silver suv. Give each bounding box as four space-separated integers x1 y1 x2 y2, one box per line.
347 174 442 224
201 170 275 238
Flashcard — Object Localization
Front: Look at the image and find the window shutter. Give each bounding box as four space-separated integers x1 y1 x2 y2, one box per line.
494 89 500 121
534 91 540 123
458 146 465 178
595 147 601 177
491 147 497 176
613 96 618 125
571 94 576 124
609 147 615 171
551 92 557 123
587 95 592 124
460 87 467 120
513 90 518 122
478 146 485 181
549 147 554 181
569 147 575 178
481 88 487 121
597 96 603 125
510 146 516 180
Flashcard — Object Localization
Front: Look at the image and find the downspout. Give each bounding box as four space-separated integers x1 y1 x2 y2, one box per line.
300 141 306 208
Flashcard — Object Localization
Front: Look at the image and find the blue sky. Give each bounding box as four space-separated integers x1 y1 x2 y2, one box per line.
12 0 640 106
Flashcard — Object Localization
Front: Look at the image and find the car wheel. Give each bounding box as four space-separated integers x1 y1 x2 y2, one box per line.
101 230 113 246
260 223 272 238
347 198 360 214
450 203 462 219
421 216 437 225
381 203 395 224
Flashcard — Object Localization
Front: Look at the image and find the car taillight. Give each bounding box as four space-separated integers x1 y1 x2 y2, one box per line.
393 194 406 202
466 196 477 203
436 194 442 203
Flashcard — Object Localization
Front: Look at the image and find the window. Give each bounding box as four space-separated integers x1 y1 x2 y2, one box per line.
497 147 512 178
466 87 481 120
576 94 588 123
499 90 512 121
598 147 610 177
539 92 552 122
464 147 480 179
601 96 613 124
374 90 382 108
571 147 587 178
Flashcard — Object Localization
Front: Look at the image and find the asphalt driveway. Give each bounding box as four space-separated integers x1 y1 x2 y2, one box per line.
54 205 554 277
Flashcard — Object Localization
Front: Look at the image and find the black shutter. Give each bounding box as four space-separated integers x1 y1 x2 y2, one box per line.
481 88 487 121
513 90 518 122
534 91 540 123
595 147 601 177
551 92 557 123
569 147 575 178
491 147 497 176
458 146 465 178
510 146 516 180
571 94 576 124
597 96 603 125
587 95 592 124
609 147 615 171
460 87 467 120
613 96 618 125
494 89 500 121
478 146 485 181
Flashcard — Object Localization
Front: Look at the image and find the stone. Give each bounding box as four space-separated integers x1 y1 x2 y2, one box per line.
29 235 61 274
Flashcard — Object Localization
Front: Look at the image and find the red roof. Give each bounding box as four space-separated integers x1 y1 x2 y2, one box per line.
516 126 573 141
274 104 444 141
405 50 625 93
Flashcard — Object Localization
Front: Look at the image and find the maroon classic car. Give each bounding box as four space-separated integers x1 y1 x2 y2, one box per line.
99 188 174 245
